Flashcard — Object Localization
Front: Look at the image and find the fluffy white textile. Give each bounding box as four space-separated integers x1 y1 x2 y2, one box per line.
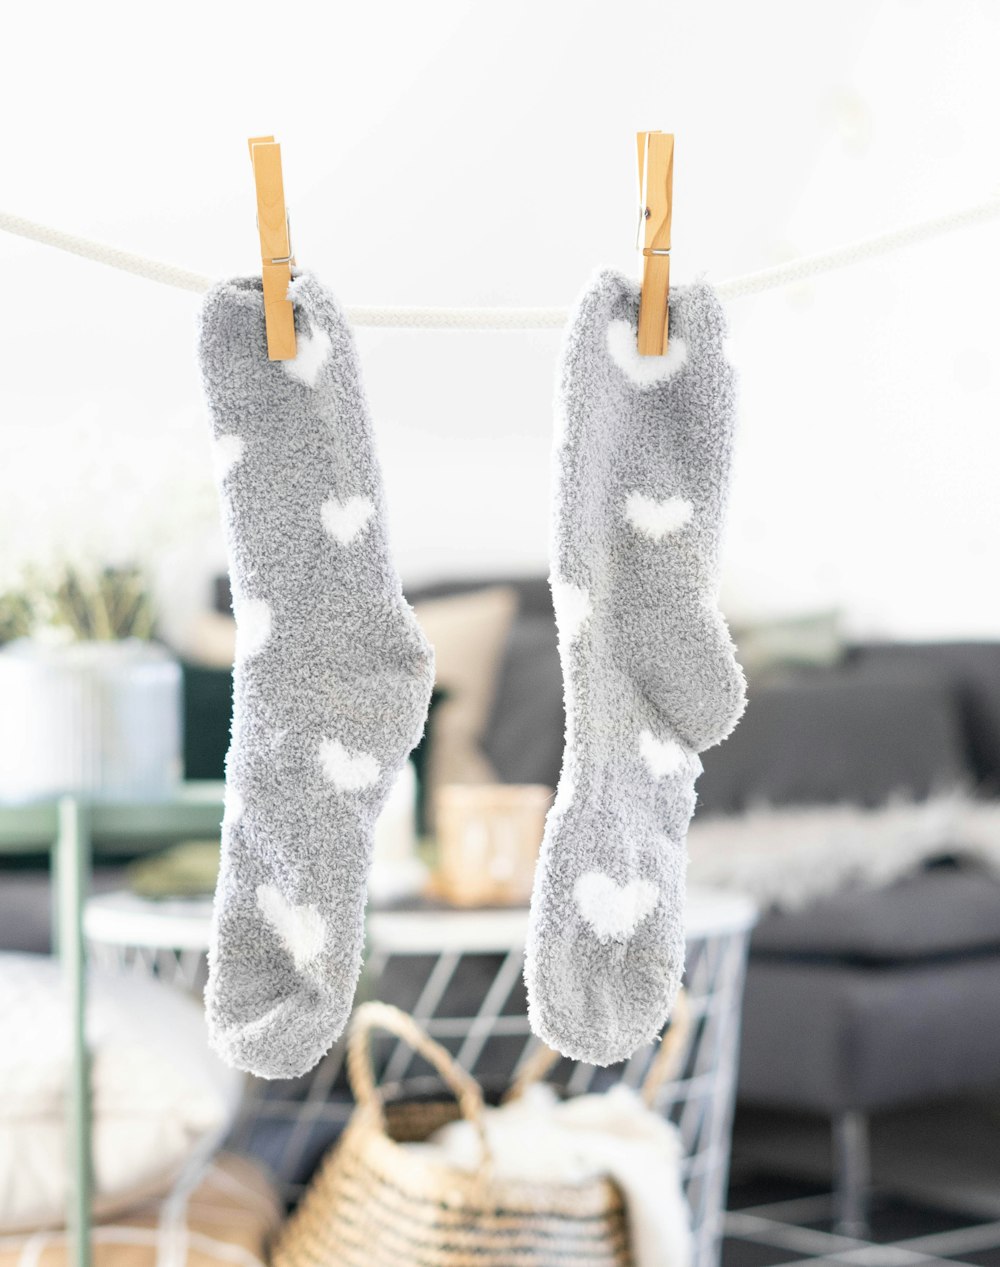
687 792 1000 910
405 1082 692 1267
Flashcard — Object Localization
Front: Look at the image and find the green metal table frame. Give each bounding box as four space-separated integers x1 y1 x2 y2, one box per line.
0 782 225 1267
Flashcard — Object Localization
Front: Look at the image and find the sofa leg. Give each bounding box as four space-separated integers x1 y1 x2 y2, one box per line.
832 1110 871 1237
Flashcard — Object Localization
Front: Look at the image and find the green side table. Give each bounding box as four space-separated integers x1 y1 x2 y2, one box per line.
0 782 224 1267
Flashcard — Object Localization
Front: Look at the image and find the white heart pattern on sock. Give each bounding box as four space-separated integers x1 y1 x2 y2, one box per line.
606 320 688 387
256 884 326 970
234 597 272 661
212 434 244 482
625 493 693 540
319 739 381 791
574 872 660 943
551 579 592 645
321 495 375 546
639 730 689 779
282 325 332 388
223 783 244 827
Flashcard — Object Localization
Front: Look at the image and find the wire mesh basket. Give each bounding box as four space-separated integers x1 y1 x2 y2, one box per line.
85 888 756 1267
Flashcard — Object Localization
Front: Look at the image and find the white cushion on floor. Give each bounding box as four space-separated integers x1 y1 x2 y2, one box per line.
0 953 243 1232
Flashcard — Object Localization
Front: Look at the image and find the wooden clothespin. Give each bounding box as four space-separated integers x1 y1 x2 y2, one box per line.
636 131 674 356
248 135 296 360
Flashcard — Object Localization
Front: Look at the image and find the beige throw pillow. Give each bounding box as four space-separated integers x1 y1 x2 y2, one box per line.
413 586 519 826
179 583 519 830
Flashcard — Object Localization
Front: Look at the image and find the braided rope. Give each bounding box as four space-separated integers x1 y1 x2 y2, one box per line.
0 211 212 293
2 194 998 325
344 304 569 329
714 194 1000 301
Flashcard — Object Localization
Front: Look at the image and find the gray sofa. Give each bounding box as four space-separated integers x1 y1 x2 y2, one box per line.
712 644 1000 1229
3 577 999 1229
423 579 1000 1229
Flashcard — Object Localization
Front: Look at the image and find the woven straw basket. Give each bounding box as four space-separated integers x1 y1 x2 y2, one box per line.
273 996 691 1267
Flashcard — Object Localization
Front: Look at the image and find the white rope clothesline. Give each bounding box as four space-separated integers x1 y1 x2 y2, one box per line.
1 194 998 328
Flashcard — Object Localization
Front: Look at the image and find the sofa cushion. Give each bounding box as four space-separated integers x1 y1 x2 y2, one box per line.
408 575 554 621
697 663 969 814
182 661 233 781
851 642 1000 789
484 616 564 789
412 585 519 825
751 865 1000 963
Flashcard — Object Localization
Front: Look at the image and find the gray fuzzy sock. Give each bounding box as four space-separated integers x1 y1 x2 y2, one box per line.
198 274 434 1079
525 272 746 1066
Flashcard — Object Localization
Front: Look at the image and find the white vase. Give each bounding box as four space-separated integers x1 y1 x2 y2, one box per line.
0 638 183 803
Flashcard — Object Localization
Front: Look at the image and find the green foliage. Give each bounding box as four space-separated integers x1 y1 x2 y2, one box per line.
0 566 155 644
0 592 33 644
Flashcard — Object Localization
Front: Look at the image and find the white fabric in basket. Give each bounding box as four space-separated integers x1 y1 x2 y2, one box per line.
405 1082 691 1267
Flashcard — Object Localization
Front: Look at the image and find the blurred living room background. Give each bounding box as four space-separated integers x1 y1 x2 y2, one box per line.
1 3 999 1266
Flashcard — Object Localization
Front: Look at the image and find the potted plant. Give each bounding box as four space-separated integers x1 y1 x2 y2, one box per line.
0 411 219 803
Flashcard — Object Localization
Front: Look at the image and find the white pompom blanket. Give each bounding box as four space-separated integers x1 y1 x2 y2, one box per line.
687 792 1000 911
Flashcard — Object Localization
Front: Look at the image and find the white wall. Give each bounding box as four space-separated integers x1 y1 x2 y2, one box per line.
1 0 998 641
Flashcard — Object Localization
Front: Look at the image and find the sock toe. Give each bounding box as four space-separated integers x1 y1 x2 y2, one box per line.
207 982 347 1080
528 916 685 1066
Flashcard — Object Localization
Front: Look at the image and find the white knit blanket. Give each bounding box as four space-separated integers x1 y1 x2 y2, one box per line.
687 792 1000 911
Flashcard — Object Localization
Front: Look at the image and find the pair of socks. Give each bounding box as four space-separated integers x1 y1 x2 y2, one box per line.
199 270 744 1079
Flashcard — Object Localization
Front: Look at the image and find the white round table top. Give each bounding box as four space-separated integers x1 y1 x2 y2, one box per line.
84 885 756 953
368 886 756 954
84 891 214 950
